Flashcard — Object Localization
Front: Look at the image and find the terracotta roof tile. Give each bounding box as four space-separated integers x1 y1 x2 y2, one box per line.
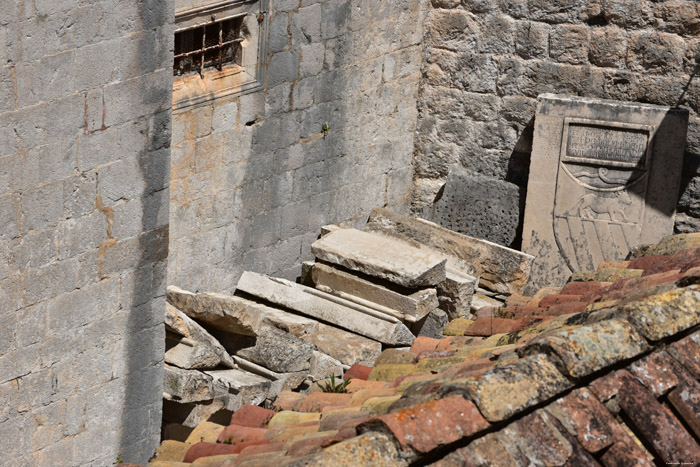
343 379 388 393
268 411 320 428
588 369 635 403
538 294 583 308
319 408 370 431
229 405 276 429
503 411 573 465
627 351 682 396
343 364 372 381
598 418 655 467
265 422 320 444
667 378 700 440
618 378 700 465
520 319 650 379
547 388 615 453
374 349 417 365
623 286 700 341
183 442 240 463
367 363 418 382
216 424 268 445
297 392 353 413
439 354 572 422
285 428 355 458
362 396 490 453
667 330 700 379
464 317 518 336
410 336 442 354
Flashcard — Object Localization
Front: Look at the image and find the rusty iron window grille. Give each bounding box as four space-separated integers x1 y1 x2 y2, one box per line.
174 16 244 78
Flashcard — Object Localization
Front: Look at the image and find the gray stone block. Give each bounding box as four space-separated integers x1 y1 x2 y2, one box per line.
421 171 522 248
268 49 300 87
270 13 290 53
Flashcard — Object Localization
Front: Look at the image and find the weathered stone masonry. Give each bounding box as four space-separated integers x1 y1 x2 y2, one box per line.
413 0 700 246
168 0 426 293
0 1 174 465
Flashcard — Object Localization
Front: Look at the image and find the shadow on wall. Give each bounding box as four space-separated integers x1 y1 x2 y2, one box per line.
118 0 173 462
167 1 423 293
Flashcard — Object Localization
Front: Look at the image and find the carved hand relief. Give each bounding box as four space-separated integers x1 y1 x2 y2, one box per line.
522 95 688 289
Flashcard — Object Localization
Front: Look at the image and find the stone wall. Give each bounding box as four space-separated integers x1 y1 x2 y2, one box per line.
0 1 173 464
414 0 700 247
168 0 426 293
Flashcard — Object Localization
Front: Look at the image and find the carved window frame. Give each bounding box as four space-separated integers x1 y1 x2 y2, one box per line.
172 0 269 111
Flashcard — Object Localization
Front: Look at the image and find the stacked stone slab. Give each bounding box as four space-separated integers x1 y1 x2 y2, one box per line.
161 207 534 435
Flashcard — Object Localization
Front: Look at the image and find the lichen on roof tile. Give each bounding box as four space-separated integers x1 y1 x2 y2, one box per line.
438 353 572 422
623 285 700 341
519 319 650 379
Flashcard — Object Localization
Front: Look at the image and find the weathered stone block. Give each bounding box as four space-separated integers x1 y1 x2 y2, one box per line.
312 227 446 288
366 207 531 296
167 286 263 336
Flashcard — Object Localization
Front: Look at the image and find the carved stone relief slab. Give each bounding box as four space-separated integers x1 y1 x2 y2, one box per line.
522 95 688 289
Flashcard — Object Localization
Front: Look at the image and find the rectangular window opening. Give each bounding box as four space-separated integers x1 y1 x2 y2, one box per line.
173 16 244 77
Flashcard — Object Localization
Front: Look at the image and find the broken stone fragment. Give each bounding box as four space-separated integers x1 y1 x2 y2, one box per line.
410 308 448 339
163 364 215 403
236 272 415 346
437 270 478 319
205 368 271 409
213 324 314 373
311 228 447 288
165 303 236 369
365 206 533 295
167 286 264 336
310 261 438 321
165 332 222 370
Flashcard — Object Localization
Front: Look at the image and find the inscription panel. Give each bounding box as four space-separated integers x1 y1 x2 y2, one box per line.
565 123 649 168
522 95 688 291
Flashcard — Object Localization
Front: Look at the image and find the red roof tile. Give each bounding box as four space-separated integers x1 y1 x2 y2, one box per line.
363 396 490 453
229 405 276 429
617 379 700 465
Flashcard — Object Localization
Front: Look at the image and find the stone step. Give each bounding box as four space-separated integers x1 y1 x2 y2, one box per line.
167 286 264 336
165 303 237 369
311 228 447 288
310 261 438 322
365 207 533 296
236 271 415 346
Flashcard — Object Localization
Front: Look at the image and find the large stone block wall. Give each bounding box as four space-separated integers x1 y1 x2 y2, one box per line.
0 1 174 464
414 0 700 247
169 0 426 292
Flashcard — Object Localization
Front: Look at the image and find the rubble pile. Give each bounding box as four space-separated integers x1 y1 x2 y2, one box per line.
145 232 700 466
161 207 533 435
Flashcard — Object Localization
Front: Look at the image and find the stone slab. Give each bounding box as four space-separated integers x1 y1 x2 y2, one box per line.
310 228 447 288
236 272 415 346
165 333 222 370
419 171 521 248
167 286 264 336
164 364 215 404
365 207 531 296
522 94 688 289
310 261 438 321
205 368 271 409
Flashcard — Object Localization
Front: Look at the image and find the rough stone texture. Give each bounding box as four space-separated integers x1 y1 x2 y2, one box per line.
166 304 236 369
237 272 415 345
440 354 572 422
522 95 688 289
311 229 447 288
167 286 264 336
365 207 532 296
164 365 215 403
310 261 439 321
421 171 521 247
412 0 700 252
520 319 650 379
618 378 700 465
168 0 426 293
287 432 407 466
410 308 448 339
0 1 173 464
623 286 700 341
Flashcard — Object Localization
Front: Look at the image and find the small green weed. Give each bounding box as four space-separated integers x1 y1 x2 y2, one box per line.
316 374 351 393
